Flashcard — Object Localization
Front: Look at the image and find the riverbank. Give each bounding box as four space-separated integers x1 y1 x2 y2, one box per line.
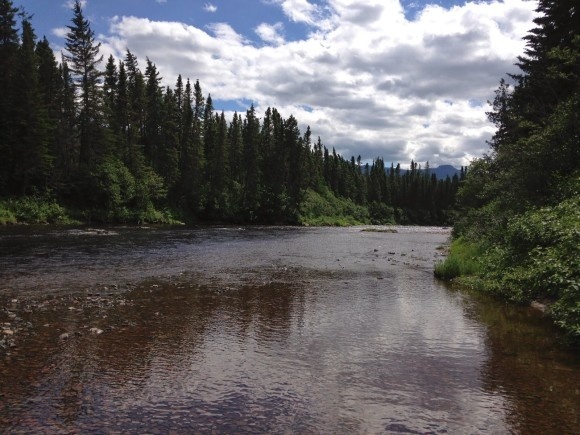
434 216 580 345
1 184 457 228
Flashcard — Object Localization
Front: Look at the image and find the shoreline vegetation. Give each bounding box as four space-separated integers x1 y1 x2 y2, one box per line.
0 186 448 227
435 1 579 342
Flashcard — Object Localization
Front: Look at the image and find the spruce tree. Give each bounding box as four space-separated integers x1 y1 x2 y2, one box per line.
124 50 146 171
102 55 118 136
285 115 303 219
144 58 163 168
159 87 180 190
63 0 104 168
36 37 65 189
242 105 261 220
0 0 20 194
13 19 52 195
228 112 244 188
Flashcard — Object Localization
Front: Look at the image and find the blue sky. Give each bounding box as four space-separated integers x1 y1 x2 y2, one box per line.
13 0 537 167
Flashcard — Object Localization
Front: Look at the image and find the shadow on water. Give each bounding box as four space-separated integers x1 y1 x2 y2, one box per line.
0 226 579 433
449 285 580 434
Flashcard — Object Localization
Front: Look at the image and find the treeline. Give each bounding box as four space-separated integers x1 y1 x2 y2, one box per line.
0 0 461 225
439 0 579 339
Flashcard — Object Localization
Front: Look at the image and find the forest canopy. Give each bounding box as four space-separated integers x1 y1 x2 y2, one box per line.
0 0 461 226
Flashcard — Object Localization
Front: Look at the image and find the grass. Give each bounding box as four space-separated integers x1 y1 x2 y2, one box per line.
361 228 398 233
434 237 485 280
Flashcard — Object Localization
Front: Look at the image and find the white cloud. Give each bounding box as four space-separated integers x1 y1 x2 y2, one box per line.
64 0 87 9
52 27 68 38
101 0 537 168
269 0 323 26
255 22 285 46
156 0 167 4
203 3 217 13
206 22 247 45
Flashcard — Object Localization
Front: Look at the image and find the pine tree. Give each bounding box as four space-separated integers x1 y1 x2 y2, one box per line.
203 94 218 214
228 112 244 187
242 105 261 220
210 112 230 216
285 115 303 220
159 87 180 190
124 50 146 171
36 37 67 186
177 79 205 213
54 59 78 185
102 55 118 133
144 58 163 168
63 0 104 168
480 0 580 214
12 19 52 195
115 60 130 163
0 0 20 194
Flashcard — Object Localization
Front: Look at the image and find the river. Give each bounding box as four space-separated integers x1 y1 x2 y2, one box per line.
0 226 578 433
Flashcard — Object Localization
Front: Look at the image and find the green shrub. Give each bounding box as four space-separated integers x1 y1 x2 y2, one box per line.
450 195 580 338
497 197 579 335
369 202 396 224
0 196 70 224
0 204 17 225
298 187 370 226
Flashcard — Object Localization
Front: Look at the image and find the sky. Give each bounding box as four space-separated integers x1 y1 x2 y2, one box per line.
14 0 538 168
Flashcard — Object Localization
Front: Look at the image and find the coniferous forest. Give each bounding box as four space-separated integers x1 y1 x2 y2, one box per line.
0 0 462 226
437 0 580 339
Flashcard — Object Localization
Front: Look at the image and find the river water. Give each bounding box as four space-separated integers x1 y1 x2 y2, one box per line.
0 226 578 434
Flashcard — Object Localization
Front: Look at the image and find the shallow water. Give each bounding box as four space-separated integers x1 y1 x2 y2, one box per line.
0 226 578 433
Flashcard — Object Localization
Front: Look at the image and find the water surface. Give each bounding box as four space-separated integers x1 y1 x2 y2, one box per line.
0 226 578 433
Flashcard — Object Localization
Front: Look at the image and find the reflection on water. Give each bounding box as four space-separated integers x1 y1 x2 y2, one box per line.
0 226 579 433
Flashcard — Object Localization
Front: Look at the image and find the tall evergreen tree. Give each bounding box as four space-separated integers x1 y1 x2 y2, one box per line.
12 19 52 195
177 79 205 213
102 55 118 131
228 112 244 187
63 0 104 168
0 0 20 194
242 105 261 220
285 115 304 219
144 58 163 168
158 87 180 190
36 36 65 188
210 112 230 216
123 50 146 171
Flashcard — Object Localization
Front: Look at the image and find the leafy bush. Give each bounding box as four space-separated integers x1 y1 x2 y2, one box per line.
495 197 579 334
90 158 137 212
0 204 17 225
369 201 396 224
0 196 70 224
298 187 370 226
448 195 580 338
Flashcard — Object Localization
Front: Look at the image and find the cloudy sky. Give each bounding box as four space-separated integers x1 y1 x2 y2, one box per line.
16 0 537 168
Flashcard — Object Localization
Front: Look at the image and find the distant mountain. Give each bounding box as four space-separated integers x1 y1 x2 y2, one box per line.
431 165 461 179
384 164 461 179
